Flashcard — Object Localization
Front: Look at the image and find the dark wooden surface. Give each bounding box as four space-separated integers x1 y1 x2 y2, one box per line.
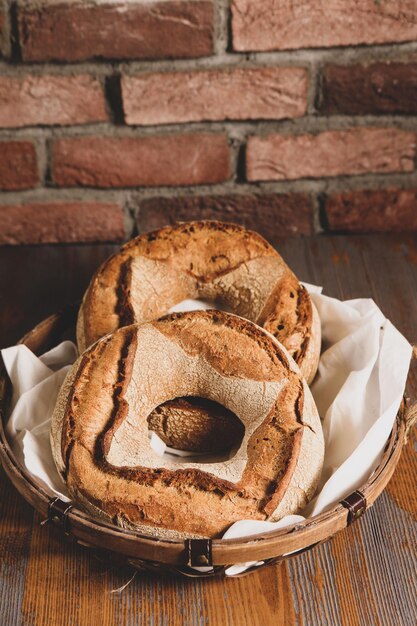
0 235 416 626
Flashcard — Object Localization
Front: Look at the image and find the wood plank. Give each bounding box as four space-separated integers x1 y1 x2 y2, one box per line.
0 470 34 624
361 495 417 626
287 543 344 626
19 515 298 626
283 235 417 626
0 244 118 348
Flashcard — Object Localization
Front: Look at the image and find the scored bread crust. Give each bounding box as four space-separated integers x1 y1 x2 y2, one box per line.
76 221 320 384
53 310 324 539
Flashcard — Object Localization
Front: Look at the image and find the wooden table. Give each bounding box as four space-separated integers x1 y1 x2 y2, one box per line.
0 235 416 626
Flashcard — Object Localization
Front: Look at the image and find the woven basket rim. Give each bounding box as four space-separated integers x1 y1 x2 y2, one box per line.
0 307 410 567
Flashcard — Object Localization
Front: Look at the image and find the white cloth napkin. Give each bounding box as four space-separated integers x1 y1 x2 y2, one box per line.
2 287 411 576
3 341 77 501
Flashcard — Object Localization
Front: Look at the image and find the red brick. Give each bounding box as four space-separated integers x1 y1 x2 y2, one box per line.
18 1 214 62
0 141 38 190
232 0 417 51
246 128 416 182
0 202 125 245
52 134 231 188
0 75 108 128
137 193 314 238
122 67 307 125
325 188 417 232
320 63 417 115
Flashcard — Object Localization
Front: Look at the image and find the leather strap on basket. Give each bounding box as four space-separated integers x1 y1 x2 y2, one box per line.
340 490 366 526
40 497 73 535
185 538 213 567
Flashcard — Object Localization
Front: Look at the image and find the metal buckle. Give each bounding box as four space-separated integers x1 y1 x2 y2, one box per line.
340 490 367 526
40 497 73 535
185 538 213 567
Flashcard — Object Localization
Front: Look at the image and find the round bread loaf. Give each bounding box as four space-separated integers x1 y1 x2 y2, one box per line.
77 221 321 384
52 310 324 539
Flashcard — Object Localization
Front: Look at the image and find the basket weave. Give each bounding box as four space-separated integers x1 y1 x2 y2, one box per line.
0 306 415 578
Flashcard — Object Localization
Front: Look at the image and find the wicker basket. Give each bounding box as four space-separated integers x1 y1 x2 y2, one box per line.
0 306 415 578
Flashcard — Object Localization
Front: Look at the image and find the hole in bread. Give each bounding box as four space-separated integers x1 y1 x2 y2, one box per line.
147 396 245 463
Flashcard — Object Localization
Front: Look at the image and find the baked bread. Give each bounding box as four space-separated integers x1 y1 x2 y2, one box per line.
51 310 324 539
147 396 245 454
77 221 321 384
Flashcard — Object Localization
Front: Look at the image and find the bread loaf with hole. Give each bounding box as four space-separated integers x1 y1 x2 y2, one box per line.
52 310 324 539
77 221 321 384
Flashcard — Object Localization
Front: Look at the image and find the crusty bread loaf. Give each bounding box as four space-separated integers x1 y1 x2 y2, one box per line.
77 221 321 384
52 310 324 539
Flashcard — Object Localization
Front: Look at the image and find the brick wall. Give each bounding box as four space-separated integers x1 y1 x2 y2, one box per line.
1 0 417 244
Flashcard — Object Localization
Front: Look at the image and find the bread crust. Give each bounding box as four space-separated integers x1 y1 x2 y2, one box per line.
77 221 320 383
52 310 324 538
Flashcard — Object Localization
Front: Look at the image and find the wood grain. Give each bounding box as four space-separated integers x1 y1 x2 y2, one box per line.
0 235 416 626
0 470 33 625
